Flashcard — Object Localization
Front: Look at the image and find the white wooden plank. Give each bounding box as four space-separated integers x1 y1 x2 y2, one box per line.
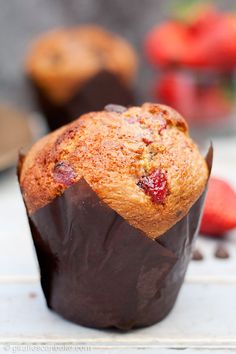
0 282 236 349
0 173 38 278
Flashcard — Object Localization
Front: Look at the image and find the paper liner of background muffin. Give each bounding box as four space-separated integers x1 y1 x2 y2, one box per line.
29 70 135 131
18 145 213 330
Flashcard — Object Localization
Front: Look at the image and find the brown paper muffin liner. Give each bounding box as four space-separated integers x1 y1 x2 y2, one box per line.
18 146 212 330
30 70 135 131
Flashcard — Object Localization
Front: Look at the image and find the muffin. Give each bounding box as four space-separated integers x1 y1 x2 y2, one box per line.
18 103 212 329
26 26 137 131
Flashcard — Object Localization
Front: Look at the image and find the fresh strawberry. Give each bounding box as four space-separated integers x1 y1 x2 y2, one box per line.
181 5 221 68
145 22 190 67
187 14 236 69
187 4 220 32
145 7 236 70
200 177 236 236
154 71 197 122
197 86 232 122
155 70 233 124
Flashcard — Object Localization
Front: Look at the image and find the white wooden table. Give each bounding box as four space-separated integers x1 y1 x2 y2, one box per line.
0 138 236 354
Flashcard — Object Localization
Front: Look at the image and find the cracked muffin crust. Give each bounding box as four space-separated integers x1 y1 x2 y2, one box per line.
19 103 209 239
26 26 137 104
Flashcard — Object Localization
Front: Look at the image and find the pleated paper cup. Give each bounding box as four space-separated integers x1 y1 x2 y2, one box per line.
18 146 212 330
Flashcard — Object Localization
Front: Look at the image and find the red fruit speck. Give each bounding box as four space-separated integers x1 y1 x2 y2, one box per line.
142 137 153 146
53 161 77 186
137 169 168 203
154 115 167 134
158 121 167 134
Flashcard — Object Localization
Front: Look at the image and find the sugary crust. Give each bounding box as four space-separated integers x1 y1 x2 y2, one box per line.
26 26 137 104
19 103 209 239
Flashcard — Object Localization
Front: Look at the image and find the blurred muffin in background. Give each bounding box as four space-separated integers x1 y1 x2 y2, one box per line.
26 26 137 131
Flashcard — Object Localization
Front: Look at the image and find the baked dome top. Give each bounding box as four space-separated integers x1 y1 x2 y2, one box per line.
19 103 209 238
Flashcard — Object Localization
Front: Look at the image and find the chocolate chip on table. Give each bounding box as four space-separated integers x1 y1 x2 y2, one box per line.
104 104 127 113
214 245 230 259
192 248 204 261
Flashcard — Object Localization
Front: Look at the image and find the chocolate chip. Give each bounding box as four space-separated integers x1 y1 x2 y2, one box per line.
176 210 184 218
29 292 37 299
214 245 230 259
104 104 127 114
53 161 77 186
192 248 204 261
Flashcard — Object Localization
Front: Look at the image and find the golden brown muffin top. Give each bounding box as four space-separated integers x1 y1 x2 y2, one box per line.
26 26 137 104
19 103 209 239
